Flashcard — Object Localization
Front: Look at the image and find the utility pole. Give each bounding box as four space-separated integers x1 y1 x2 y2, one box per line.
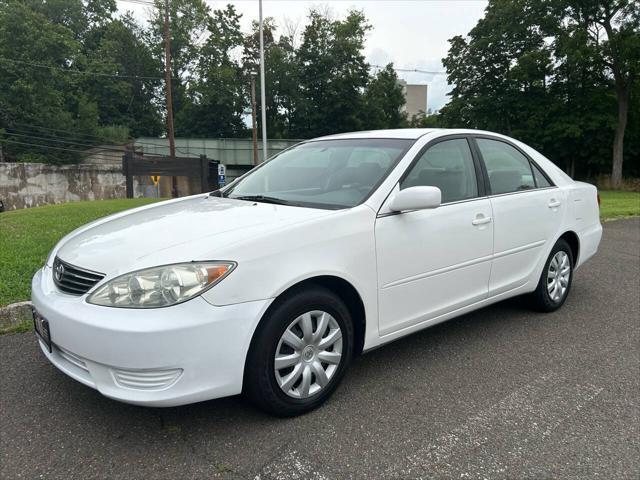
258 0 268 162
163 0 177 197
250 76 259 166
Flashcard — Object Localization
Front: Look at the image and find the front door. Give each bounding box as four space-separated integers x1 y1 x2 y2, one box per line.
375 137 494 336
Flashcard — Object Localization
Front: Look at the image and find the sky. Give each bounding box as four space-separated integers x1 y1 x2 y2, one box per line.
117 0 489 111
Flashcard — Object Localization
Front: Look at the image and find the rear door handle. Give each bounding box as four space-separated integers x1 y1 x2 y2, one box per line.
472 216 492 226
548 199 561 208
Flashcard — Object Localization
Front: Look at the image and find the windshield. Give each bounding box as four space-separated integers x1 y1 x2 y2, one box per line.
223 138 413 209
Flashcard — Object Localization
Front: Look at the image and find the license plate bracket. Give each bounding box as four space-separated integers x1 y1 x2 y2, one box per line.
32 308 52 353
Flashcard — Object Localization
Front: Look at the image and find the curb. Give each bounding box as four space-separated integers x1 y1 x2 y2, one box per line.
0 301 32 332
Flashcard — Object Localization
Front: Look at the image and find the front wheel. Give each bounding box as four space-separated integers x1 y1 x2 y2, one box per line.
244 287 354 416
528 238 574 312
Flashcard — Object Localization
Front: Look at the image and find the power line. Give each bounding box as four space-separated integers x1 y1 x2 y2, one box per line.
2 126 269 156
5 124 187 155
4 125 138 149
0 133 295 160
7 123 155 147
0 138 168 160
7 123 116 141
371 64 447 75
0 57 167 81
0 138 124 157
116 0 157 7
6 123 165 149
1 132 128 153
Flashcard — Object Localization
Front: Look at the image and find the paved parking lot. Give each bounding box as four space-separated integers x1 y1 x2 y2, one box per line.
1 218 638 479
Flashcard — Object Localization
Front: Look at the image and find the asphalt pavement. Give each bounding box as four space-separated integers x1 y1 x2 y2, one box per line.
1 218 638 479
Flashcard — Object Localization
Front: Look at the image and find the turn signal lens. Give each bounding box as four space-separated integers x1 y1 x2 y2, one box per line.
207 265 232 281
87 262 236 308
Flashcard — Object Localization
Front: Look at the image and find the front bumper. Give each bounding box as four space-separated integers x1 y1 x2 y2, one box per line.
31 267 271 407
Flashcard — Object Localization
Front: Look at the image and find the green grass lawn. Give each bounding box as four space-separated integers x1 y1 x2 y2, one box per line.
599 190 640 220
0 198 161 307
0 191 638 308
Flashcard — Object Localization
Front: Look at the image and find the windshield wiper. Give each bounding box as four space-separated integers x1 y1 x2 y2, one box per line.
231 195 296 206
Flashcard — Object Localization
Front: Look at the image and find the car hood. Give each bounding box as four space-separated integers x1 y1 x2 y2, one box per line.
56 195 333 276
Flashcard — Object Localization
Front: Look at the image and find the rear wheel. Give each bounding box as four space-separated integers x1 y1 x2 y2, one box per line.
244 287 353 416
529 238 574 312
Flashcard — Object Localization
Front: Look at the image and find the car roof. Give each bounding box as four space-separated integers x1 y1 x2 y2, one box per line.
314 128 508 141
315 129 440 140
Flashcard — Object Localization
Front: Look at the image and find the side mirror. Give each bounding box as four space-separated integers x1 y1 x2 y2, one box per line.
388 186 441 212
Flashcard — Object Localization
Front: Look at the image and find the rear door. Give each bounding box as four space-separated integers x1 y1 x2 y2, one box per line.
472 136 564 295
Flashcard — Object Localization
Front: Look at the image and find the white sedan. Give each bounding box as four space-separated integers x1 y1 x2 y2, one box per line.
31 129 602 416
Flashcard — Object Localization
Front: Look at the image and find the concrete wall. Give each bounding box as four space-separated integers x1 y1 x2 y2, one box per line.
0 162 139 210
0 138 306 210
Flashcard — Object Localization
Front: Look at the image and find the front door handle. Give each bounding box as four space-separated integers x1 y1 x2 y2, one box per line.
548 199 561 208
472 215 492 226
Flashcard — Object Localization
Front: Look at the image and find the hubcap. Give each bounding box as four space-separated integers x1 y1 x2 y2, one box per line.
547 250 571 302
274 310 343 399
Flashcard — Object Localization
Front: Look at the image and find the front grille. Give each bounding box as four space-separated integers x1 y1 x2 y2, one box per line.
53 257 105 295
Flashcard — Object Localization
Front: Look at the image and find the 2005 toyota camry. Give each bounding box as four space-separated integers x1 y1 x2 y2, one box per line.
32 128 602 416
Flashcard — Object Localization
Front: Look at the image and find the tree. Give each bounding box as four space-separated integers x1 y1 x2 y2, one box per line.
243 18 302 138
544 2 614 176
0 0 163 163
561 0 639 186
409 111 441 128
441 0 554 144
178 4 246 137
440 0 639 182
0 0 83 163
81 13 163 137
149 0 209 136
295 10 371 137
361 64 406 129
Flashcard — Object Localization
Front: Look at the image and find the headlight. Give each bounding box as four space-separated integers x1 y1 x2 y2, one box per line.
87 262 236 308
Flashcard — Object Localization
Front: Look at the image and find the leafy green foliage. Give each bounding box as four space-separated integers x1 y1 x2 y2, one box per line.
363 64 407 130
294 10 371 137
0 0 162 163
0 3 409 161
81 13 163 137
0 0 82 163
440 0 639 179
148 0 209 137
177 4 247 137
243 18 302 138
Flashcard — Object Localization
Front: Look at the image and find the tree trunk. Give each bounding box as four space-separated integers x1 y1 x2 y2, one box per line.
611 83 629 189
567 156 575 178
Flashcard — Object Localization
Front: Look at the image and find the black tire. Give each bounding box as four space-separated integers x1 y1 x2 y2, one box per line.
244 286 354 417
528 238 574 312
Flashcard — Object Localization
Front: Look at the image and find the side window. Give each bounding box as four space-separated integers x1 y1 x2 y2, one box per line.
400 139 478 203
532 162 552 187
476 139 535 194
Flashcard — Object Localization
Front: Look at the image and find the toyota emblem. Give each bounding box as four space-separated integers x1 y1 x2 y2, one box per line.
55 262 65 282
